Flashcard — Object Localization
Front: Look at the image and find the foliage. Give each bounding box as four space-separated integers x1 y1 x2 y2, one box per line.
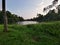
26 5 60 22
0 11 24 24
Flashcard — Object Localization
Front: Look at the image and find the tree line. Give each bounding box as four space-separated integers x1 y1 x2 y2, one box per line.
26 5 60 22
0 5 60 24
0 11 24 24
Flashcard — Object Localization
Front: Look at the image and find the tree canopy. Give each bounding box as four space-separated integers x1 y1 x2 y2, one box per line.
26 5 60 22
0 11 24 24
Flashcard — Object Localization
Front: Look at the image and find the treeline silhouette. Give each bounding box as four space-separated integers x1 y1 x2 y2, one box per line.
0 5 60 24
0 11 24 24
26 5 60 22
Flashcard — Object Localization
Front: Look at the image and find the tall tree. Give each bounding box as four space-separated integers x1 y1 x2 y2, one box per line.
43 0 58 12
2 0 8 32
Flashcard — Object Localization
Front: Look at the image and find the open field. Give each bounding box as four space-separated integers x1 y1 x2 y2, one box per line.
0 21 60 45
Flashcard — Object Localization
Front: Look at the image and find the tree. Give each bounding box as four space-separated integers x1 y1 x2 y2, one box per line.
2 0 8 32
0 11 24 24
43 0 58 12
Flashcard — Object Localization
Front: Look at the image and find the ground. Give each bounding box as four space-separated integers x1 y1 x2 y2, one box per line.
0 21 60 45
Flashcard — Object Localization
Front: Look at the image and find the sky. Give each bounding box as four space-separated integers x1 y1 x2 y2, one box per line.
0 0 60 19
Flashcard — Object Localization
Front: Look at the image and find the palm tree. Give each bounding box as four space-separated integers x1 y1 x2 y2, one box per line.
2 0 8 32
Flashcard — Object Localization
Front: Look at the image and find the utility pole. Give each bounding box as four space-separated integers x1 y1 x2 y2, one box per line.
2 0 8 32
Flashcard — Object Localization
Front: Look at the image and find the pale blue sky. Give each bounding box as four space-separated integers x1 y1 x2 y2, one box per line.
6 0 42 19
0 0 60 19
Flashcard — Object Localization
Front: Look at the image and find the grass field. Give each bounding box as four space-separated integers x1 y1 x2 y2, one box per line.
0 21 60 45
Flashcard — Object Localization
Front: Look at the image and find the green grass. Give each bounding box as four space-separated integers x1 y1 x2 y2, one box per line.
0 21 60 45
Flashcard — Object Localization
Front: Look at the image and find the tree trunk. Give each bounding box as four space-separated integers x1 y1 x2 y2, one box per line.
2 0 8 32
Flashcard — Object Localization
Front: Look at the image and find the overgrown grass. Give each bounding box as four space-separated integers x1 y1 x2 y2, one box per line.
0 21 60 45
